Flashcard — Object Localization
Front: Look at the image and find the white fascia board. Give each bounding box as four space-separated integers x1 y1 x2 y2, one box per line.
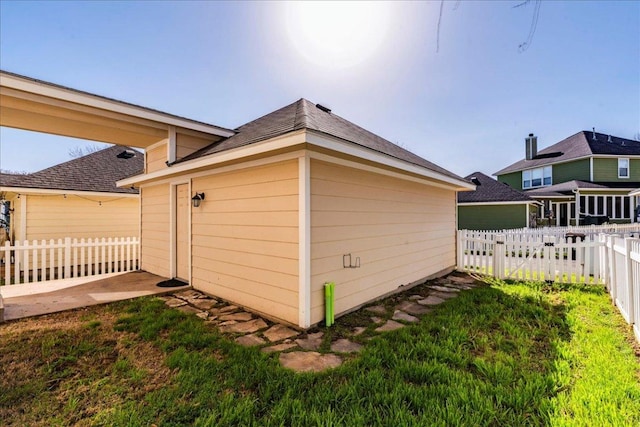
579 188 638 193
0 187 138 198
629 189 640 197
119 128 474 190
305 131 474 190
118 131 308 187
0 72 235 138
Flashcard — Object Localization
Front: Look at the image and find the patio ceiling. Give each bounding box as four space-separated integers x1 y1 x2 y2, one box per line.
0 71 234 149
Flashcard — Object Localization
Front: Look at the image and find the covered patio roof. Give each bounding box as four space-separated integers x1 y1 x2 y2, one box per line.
0 70 234 149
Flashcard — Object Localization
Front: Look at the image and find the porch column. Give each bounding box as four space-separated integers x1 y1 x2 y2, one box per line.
574 191 580 226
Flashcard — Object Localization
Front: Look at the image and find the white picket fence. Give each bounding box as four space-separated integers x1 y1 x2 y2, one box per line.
458 225 640 342
0 237 139 286
604 235 640 342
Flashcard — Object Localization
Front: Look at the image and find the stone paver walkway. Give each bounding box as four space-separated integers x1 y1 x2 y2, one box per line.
160 272 482 373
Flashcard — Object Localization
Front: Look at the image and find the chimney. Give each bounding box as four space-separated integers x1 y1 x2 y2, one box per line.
525 133 537 160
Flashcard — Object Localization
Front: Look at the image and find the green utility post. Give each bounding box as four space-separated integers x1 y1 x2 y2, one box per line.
324 282 335 327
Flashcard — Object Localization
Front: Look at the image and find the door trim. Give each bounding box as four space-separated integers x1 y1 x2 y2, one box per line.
170 180 191 282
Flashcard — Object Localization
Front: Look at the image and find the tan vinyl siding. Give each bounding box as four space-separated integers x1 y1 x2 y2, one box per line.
21 195 138 241
176 133 214 161
146 142 167 173
310 160 456 325
191 160 299 325
140 184 170 278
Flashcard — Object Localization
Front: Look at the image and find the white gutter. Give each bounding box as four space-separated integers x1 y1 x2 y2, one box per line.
0 187 138 198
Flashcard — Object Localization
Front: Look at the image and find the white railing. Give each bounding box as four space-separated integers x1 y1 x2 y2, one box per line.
0 237 139 286
458 227 640 342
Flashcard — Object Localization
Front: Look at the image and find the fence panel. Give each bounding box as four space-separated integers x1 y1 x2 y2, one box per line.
0 236 139 286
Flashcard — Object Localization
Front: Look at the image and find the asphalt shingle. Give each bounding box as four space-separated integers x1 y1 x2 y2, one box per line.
458 172 533 203
0 146 143 194
179 99 464 182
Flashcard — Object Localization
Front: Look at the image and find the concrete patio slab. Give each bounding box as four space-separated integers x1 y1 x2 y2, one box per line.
1 271 186 321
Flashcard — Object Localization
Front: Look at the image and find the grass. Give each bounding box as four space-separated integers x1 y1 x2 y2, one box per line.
1 279 638 426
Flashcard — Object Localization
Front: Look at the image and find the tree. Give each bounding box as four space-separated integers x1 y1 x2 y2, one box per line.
68 144 107 158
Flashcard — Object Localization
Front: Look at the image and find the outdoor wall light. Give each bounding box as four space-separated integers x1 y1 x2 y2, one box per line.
192 192 205 208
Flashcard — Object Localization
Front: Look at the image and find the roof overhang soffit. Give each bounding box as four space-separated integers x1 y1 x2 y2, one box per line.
0 71 234 149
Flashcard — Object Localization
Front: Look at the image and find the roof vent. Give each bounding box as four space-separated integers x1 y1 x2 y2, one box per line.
607 135 612 143
470 177 480 185
117 149 136 159
592 127 597 140
316 104 331 113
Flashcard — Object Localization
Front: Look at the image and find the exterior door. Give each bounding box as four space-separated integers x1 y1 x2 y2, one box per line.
175 184 189 282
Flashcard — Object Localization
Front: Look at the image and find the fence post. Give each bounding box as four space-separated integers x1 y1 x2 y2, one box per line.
543 235 555 283
608 235 617 301
493 234 505 279
624 237 635 325
64 237 71 279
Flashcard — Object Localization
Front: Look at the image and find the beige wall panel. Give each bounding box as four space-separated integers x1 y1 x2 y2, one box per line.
175 133 215 160
196 224 298 243
140 184 170 278
191 160 299 325
146 142 167 173
22 195 138 241
309 160 456 325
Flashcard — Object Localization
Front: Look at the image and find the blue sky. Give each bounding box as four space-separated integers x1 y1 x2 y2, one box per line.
1 1 638 178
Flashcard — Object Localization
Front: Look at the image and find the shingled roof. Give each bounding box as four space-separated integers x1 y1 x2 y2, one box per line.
0 145 143 194
178 98 464 182
458 172 534 203
495 131 640 176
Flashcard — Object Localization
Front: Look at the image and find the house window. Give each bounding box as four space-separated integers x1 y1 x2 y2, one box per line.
522 166 552 189
618 158 629 178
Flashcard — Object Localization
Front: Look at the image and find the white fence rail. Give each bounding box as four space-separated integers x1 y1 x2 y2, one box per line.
0 237 139 286
458 226 640 342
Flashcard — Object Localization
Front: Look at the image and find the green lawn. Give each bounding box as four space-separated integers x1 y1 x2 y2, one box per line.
1 279 638 426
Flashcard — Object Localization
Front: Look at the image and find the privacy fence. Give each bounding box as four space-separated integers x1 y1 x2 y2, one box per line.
458 223 640 342
0 237 139 286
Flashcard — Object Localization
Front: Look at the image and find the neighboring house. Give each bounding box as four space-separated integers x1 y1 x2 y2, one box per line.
458 172 539 230
119 99 474 328
0 145 143 242
495 131 640 226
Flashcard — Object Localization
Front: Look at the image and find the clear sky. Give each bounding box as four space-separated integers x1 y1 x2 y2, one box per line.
1 1 638 178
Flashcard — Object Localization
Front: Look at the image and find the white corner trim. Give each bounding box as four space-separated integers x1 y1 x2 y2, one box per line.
168 126 177 163
589 157 594 181
298 154 311 328
20 194 27 241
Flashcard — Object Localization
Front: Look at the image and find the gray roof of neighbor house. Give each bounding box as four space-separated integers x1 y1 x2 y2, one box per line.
495 131 640 176
179 98 464 182
458 172 534 203
0 145 143 194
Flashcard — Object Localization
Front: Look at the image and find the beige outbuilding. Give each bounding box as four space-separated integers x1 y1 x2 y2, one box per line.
120 99 474 328
0 145 143 242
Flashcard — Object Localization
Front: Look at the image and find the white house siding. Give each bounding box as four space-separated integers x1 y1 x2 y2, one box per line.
191 160 300 325
309 160 456 324
140 183 171 278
